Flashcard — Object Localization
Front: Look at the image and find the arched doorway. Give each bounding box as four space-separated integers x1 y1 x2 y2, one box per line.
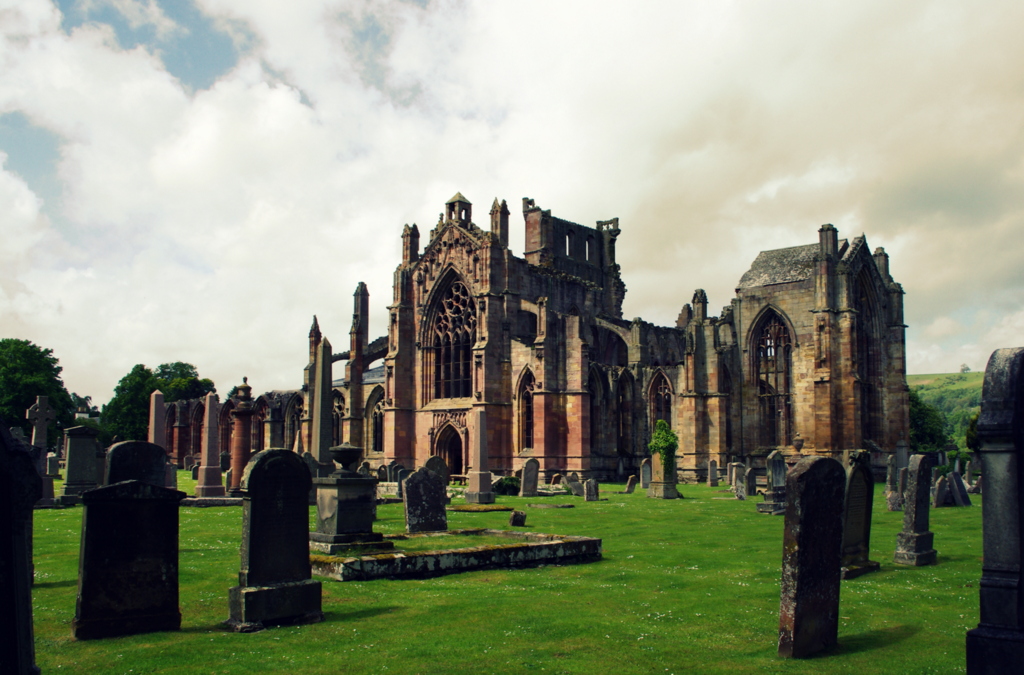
435 425 464 475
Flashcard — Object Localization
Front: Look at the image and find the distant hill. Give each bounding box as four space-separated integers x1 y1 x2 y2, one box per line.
907 371 983 451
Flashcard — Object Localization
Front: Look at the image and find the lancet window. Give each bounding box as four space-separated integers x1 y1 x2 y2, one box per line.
649 372 673 428
519 370 536 451
756 312 792 447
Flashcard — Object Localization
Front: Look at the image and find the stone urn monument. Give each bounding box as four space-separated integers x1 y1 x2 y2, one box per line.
308 444 393 555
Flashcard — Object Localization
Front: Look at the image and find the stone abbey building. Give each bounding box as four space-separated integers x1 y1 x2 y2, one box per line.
164 193 909 481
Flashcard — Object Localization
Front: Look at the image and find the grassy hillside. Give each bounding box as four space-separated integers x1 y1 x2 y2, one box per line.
907 371 983 451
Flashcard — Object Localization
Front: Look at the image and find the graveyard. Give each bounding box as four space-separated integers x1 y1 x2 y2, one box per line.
28 469 982 674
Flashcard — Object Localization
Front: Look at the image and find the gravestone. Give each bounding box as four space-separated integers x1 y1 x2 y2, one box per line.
968 474 983 495
509 510 527 527
758 451 787 514
387 460 402 482
357 461 371 477
840 451 880 579
567 479 585 497
568 471 579 483
310 446 387 555
519 458 539 497
778 456 846 659
949 471 972 506
898 467 908 499
396 469 413 500
191 465 199 480
967 347 1024 673
729 462 744 487
464 410 495 504
72 478 186 639
894 453 937 566
895 440 909 471
26 396 55 470
885 455 903 511
46 453 60 477
707 460 718 487
165 460 177 489
195 392 225 497
640 460 652 489
377 465 388 482
104 441 168 487
647 448 679 500
403 467 448 533
219 451 231 472
745 467 758 497
734 468 747 500
623 475 638 494
1 419 43 674
964 460 974 486
584 478 600 501
228 449 323 632
224 468 233 491
550 473 563 486
148 390 166 449
933 475 950 508
424 455 450 485
61 425 101 499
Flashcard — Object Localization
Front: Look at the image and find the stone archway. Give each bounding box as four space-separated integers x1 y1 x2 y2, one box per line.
435 425 464 476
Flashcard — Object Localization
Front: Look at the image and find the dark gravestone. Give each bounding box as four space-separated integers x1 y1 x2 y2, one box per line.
310 446 388 555
745 467 758 497
894 454 937 566
104 441 168 487
424 455 450 485
387 461 405 483
61 425 101 499
734 468 747 501
219 450 231 472
584 478 600 501
639 460 652 489
191 465 199 480
1 419 42 674
396 468 413 500
228 449 323 632
707 459 719 487
519 457 540 497
840 451 880 579
550 473 563 486
949 471 972 506
758 451 787 514
885 454 903 511
967 347 1024 673
933 475 951 508
403 467 448 533
72 480 186 638
778 456 846 659
376 465 388 482
509 510 527 527
567 479 585 497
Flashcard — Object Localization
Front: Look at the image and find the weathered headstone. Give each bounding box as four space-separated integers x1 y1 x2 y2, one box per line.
707 459 718 487
568 471 579 483
584 478 600 501
933 475 950 508
949 471 972 506
72 478 186 639
26 396 55 474
61 425 101 499
46 453 60 477
840 451 880 579
885 454 903 511
195 392 225 498
309 338 334 467
519 457 540 497
228 449 323 632
386 460 402 483
549 473 563 486
758 451 787 514
894 453 937 566
424 455 450 485
191 465 199 480
396 468 413 500
778 456 846 659
967 347 1024 673
895 440 909 471
967 474 983 495
104 441 168 487
729 461 744 487
403 466 448 533
623 475 638 494
640 460 652 489
376 465 388 482
745 467 758 497
465 410 495 504
357 461 371 477
1 419 43 673
734 468 747 500
964 460 974 486
567 479 585 497
219 451 231 472
509 510 527 527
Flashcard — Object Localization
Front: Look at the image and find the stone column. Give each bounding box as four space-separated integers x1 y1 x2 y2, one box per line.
967 347 1024 673
195 392 225 498
228 379 254 496
465 409 495 504
309 338 334 468
148 390 166 449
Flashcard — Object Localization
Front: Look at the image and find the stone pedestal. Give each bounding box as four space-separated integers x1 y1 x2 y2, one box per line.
757 487 787 514
309 472 391 555
646 453 678 499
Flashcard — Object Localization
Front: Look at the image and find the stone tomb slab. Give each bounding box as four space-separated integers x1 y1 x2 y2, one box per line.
311 528 601 582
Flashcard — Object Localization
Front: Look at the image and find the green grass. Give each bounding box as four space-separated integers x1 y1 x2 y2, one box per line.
906 372 984 391
32 472 979 674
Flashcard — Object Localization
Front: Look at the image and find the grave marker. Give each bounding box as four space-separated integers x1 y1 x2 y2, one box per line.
584 478 600 501
61 425 101 500
519 458 539 497
840 451 880 579
425 455 450 485
104 441 168 487
465 410 495 504
403 467 448 533
195 392 225 497
707 459 718 487
893 454 937 566
509 511 527 527
623 475 638 494
310 444 388 554
640 459 652 489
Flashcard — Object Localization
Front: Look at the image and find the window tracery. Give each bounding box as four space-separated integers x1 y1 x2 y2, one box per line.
756 313 792 447
429 280 477 400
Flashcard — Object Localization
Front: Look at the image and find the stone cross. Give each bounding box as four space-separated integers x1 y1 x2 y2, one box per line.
26 395 55 451
228 449 323 631
778 456 846 658
840 451 880 579
894 453 937 566
148 390 166 449
465 410 495 504
967 347 1024 672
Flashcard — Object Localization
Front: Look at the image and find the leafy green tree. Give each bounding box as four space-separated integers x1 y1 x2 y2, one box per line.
648 419 679 466
102 364 158 442
0 338 74 445
155 361 215 403
965 411 980 453
909 389 947 453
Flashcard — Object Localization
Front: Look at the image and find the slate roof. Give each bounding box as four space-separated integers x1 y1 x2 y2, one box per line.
332 365 385 389
736 240 847 289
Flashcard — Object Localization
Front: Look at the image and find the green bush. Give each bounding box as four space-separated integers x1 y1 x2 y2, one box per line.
492 475 521 495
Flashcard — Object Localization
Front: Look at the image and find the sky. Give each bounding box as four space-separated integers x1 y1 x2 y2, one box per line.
2 0 1023 406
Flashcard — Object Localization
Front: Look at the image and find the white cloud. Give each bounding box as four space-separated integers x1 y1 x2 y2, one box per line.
80 0 184 41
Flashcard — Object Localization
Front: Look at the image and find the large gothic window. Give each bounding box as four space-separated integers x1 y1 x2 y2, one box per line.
756 313 792 447
430 281 477 400
856 276 881 442
649 372 673 429
519 370 535 451
371 397 385 454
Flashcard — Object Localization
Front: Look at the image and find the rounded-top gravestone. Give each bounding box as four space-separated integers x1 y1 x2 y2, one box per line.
105 441 168 487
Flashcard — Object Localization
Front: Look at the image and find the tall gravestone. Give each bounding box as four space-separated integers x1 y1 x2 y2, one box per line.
758 451 787 514
61 425 101 500
729 461 744 487
734 467 747 501
309 338 334 470
73 446 186 639
707 459 718 487
893 453 937 566
195 392 225 497
745 467 758 498
465 410 495 504
885 454 903 511
584 478 600 501
404 467 448 533
640 458 652 489
967 347 1024 673
778 456 846 659
148 390 166 448
228 449 323 632
519 458 540 497
840 451 880 579
1 419 42 674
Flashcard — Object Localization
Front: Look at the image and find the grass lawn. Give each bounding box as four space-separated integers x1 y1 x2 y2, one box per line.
32 472 979 674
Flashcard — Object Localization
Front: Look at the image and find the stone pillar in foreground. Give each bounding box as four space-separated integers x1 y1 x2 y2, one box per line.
465 409 494 504
228 379 254 496
893 453 937 566
967 347 1024 673
195 392 225 498
148 390 166 448
778 456 846 659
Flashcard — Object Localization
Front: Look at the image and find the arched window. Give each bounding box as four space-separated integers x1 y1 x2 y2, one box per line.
251 398 267 452
331 392 345 446
429 280 477 400
855 273 881 443
519 370 535 451
284 396 303 452
565 230 574 256
649 372 673 428
371 398 385 455
616 375 634 455
756 312 792 447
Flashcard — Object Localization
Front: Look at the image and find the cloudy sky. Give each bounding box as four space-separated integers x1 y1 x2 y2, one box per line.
2 0 1023 405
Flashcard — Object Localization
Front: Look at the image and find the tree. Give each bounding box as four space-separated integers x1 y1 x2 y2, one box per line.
154 361 215 403
648 419 679 466
909 389 947 453
965 411 981 453
101 364 158 442
960 363 971 373
0 338 74 446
